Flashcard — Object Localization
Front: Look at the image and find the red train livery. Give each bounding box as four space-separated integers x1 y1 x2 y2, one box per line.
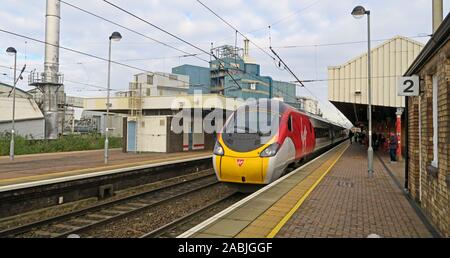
212 99 347 186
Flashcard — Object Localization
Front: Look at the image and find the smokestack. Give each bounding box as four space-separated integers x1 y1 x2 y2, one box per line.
44 0 60 81
432 0 443 33
243 39 254 63
243 39 249 57
29 0 64 139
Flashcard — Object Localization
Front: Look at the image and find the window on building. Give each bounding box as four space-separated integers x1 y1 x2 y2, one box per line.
250 83 256 90
431 74 438 167
147 75 153 85
146 88 151 96
169 74 177 80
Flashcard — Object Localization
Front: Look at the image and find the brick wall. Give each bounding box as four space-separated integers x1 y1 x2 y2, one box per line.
407 41 450 237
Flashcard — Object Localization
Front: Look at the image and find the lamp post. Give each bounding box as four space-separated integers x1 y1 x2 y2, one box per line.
104 32 122 164
352 5 373 176
6 47 17 161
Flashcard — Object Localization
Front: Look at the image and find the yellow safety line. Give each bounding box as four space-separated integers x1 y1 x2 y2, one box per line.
0 153 210 184
266 144 349 238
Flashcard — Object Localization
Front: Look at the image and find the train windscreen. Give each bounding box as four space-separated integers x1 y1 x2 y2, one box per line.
222 108 280 152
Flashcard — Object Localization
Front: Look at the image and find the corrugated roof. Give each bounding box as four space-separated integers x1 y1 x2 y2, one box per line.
0 97 43 122
0 83 32 98
328 36 424 69
328 36 424 108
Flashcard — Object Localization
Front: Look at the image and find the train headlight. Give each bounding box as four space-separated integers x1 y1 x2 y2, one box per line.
213 142 224 156
260 143 280 157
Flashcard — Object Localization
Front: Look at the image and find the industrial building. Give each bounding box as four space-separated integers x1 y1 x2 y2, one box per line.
84 94 243 153
125 72 190 97
296 96 322 116
405 12 449 237
328 36 424 158
172 64 211 94
172 41 298 105
82 40 314 154
28 88 86 136
0 82 31 98
69 110 124 137
0 83 45 139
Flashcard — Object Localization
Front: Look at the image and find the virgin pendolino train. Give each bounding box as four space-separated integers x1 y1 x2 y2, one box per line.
212 99 347 189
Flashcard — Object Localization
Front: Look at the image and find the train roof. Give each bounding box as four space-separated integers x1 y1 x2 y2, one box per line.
239 99 347 130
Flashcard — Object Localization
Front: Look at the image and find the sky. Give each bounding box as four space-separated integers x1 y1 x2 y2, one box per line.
0 0 449 127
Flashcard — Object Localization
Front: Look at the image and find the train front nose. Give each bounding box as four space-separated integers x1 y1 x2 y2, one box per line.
214 155 265 184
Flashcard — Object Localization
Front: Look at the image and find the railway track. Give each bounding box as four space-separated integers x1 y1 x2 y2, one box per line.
0 172 219 238
140 192 244 238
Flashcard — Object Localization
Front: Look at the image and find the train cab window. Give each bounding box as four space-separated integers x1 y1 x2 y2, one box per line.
287 115 293 132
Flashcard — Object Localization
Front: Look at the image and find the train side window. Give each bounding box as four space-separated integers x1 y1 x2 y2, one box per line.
288 115 293 132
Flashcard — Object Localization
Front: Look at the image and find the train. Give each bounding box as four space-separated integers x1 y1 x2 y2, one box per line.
212 99 348 188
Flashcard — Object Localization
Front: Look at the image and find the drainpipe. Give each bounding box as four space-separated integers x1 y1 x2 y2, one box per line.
405 98 409 191
418 94 422 201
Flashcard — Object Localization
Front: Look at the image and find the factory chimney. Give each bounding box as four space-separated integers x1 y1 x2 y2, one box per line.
243 39 255 64
29 0 64 139
432 0 443 33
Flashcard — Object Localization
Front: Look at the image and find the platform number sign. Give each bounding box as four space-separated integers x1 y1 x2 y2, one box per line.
398 75 419 96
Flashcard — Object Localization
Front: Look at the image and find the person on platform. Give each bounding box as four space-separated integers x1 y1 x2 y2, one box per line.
349 131 354 144
389 133 398 162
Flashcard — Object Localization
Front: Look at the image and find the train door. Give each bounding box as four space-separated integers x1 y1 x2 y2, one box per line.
302 116 314 154
329 126 334 144
292 113 302 159
309 119 315 152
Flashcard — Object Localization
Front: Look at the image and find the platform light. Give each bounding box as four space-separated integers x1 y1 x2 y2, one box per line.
6 47 17 161
109 31 122 41
104 32 122 164
351 5 373 177
6 47 17 56
351 6 368 19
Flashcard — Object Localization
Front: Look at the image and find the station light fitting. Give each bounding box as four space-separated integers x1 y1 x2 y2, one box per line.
351 5 369 19
6 47 17 56
109 31 122 41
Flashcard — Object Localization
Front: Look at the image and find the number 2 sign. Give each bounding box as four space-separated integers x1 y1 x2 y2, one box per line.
398 75 419 96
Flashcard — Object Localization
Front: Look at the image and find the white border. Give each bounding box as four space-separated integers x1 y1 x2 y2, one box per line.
0 155 212 193
177 142 346 238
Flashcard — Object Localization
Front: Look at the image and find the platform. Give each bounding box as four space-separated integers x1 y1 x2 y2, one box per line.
179 142 437 238
0 149 211 187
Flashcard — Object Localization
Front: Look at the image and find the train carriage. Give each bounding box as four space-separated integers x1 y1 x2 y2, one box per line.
213 99 347 187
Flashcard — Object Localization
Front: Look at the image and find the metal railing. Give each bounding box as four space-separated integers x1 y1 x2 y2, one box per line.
28 71 64 86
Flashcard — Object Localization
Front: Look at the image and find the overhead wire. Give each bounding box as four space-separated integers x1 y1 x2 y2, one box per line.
246 0 323 35
195 0 276 62
0 64 114 93
0 28 203 87
60 0 210 63
272 35 431 49
101 0 242 89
